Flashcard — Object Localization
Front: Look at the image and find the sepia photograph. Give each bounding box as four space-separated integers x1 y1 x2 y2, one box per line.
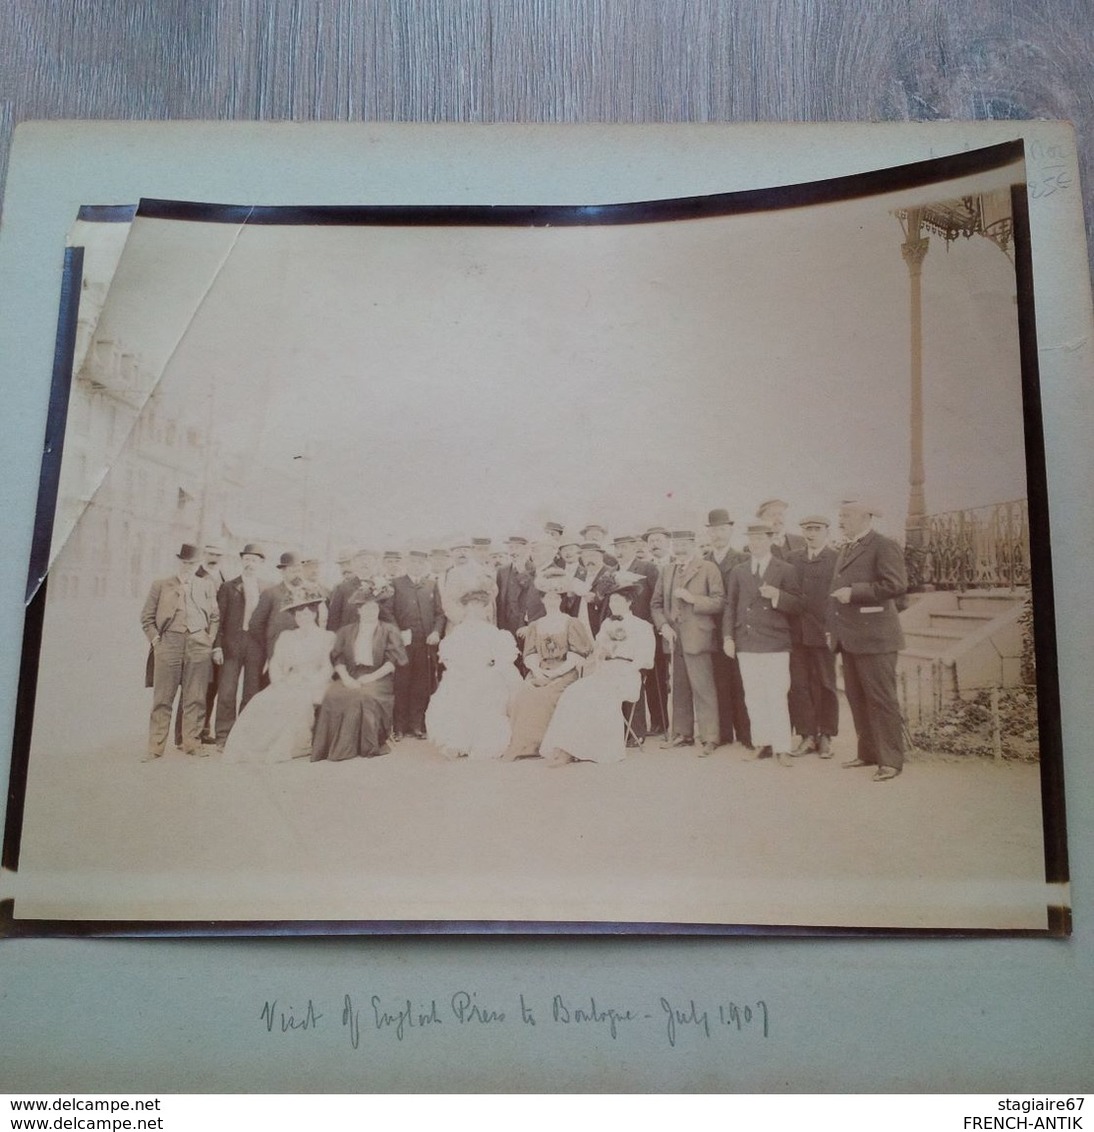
1 141 1066 933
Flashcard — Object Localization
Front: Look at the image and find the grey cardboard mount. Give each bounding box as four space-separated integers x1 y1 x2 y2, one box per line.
0 123 1091 1091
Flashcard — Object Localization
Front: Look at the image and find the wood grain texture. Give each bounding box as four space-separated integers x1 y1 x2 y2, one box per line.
2 0 1093 270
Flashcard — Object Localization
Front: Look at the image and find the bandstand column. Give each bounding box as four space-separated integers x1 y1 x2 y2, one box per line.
901 209 930 550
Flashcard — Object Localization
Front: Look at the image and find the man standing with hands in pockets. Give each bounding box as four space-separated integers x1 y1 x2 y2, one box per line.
651 530 725 757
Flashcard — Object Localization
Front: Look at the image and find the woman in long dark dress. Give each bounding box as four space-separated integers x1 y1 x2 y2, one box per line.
311 583 408 762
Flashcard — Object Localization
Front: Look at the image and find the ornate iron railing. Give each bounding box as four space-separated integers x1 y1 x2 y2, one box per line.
906 499 1030 590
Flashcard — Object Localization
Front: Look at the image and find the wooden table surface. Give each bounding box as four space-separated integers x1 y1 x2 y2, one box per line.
2 0 1093 277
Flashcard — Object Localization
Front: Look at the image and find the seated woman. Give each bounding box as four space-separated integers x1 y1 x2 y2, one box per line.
311 582 408 762
222 587 334 764
426 589 523 759
502 566 593 760
540 574 656 767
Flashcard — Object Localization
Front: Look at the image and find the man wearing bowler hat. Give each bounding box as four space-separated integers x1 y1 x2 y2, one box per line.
140 542 221 759
212 542 268 749
247 550 306 684
828 499 908 781
786 516 840 757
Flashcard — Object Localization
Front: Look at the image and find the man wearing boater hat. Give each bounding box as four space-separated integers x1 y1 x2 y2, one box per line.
723 522 802 766
140 542 221 759
828 499 908 782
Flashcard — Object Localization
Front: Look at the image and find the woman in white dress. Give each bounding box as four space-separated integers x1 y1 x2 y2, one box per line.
426 589 522 759
222 588 334 764
540 576 655 767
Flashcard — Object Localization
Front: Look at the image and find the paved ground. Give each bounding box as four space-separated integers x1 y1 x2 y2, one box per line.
7 598 1050 930
12 717 1048 930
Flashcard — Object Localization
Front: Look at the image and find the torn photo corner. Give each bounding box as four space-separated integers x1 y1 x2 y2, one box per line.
2 134 1076 935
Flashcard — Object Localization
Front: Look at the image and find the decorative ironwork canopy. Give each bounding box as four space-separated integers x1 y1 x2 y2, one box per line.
896 190 1014 259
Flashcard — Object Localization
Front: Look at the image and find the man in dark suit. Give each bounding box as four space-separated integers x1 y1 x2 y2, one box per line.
515 539 558 633
564 542 615 637
828 500 908 781
140 542 221 759
703 508 752 749
327 549 363 633
212 542 267 749
723 522 803 765
247 550 305 684
391 551 445 739
612 534 658 622
651 530 725 756
612 533 660 742
579 523 619 568
786 517 840 757
497 536 533 636
755 498 807 561
639 526 673 737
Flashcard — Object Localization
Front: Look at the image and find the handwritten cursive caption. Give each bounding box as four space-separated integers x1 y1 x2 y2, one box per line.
259 992 769 1050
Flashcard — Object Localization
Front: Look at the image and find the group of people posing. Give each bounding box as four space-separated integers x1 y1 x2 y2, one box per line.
139 496 910 781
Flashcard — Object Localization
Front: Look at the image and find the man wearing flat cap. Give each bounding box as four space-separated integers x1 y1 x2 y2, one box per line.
723 523 803 765
704 509 752 749
786 517 840 757
212 542 268 749
651 530 725 756
828 500 908 782
755 499 806 561
140 542 221 759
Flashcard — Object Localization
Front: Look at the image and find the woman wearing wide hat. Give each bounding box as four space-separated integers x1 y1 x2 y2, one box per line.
540 573 655 767
222 586 334 764
502 566 593 760
311 581 408 762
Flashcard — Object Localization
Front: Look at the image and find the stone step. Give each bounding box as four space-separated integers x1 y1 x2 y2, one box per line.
929 610 997 624
907 628 965 642
903 632 964 654
956 593 1025 614
899 648 948 664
